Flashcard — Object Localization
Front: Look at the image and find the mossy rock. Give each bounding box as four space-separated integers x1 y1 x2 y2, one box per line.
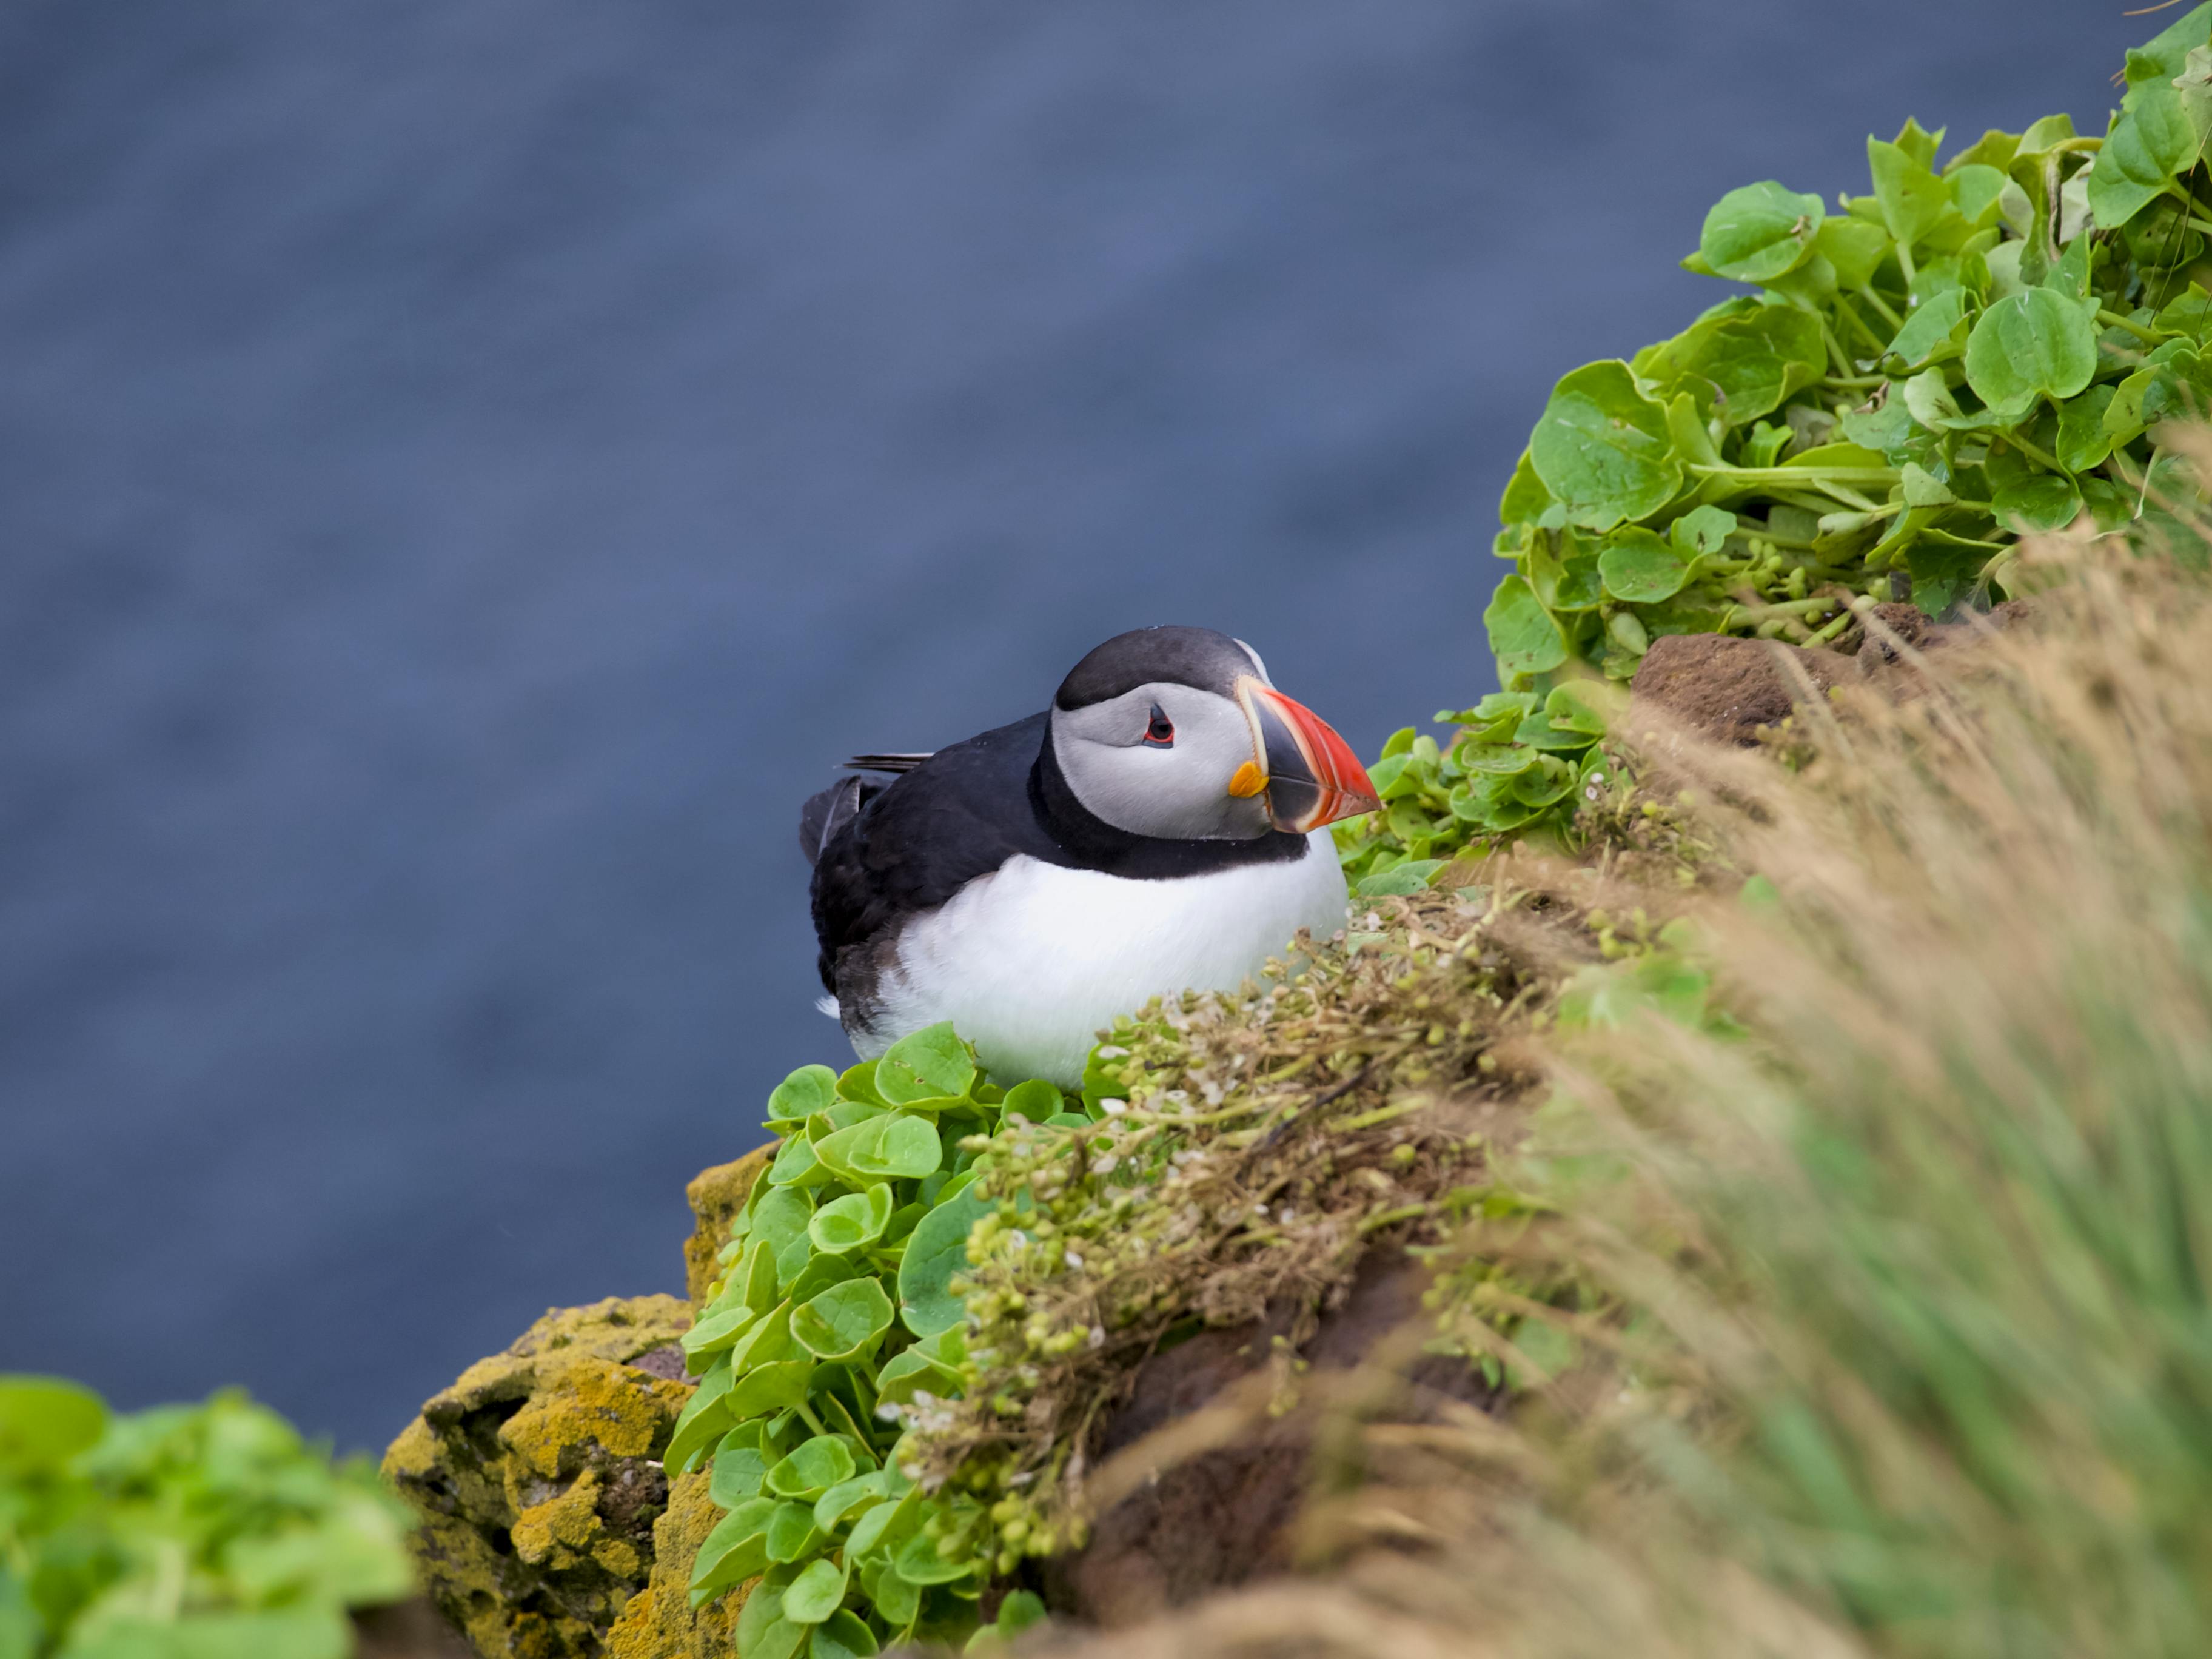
384 1148 773 1657
602 1466 746 1659
382 1296 696 1658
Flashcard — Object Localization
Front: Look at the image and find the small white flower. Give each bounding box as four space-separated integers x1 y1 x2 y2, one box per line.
1099 1097 1128 1116
1088 1327 1106 1349
1064 1250 1084 1270
1090 1155 1119 1176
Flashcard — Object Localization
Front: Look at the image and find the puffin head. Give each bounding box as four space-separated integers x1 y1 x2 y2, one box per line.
1046 626 1381 842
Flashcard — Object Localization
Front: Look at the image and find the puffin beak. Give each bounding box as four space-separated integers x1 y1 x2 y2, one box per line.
1232 677 1381 833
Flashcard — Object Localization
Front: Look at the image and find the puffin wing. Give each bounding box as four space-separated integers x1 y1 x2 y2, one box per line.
808 712 1060 995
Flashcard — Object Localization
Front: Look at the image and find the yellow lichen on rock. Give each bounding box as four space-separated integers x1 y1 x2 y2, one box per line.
682 1145 771 1302
603 1466 745 1659
382 1296 695 1658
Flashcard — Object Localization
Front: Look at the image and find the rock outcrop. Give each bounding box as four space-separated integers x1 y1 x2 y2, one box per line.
383 1146 773 1657
383 1296 695 1657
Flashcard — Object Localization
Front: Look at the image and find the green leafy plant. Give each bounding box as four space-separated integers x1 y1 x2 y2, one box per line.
680 1024 1066 1657
1341 3 2212 885
0 1378 414 1659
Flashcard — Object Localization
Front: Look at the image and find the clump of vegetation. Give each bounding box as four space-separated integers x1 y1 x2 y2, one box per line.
673 1026 1065 1657
0 1377 414 1659
1335 1 2212 883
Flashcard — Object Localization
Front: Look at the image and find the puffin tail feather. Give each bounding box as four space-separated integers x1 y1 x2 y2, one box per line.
799 775 874 865
842 752 931 773
801 754 933 864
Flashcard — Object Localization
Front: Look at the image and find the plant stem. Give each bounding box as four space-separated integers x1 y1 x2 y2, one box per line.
1834 295 1889 357
2098 307 2167 347
1994 432 2070 476
1855 283 1905 332
1818 320 1859 382
1691 464 1902 487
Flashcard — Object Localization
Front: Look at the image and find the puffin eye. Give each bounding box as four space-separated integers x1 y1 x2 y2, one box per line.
1142 703 1175 747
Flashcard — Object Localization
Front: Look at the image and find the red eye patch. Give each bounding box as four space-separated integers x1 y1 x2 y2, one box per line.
1143 703 1174 747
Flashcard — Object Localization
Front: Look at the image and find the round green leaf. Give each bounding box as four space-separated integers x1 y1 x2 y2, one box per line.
739 1585 796 1659
994 1590 1047 1639
814 1470 892 1532
816 1116 943 1185
868 1567 922 1628
680 1304 756 1364
768 1435 858 1500
767 1065 840 1126
1669 505 1735 555
766 1501 826 1564
1698 181 1825 282
808 1185 895 1257
1528 362 1683 532
899 1185 991 1337
783 1557 849 1625
871 1116 943 1178
1483 576 1567 682
689 1497 777 1601
0 1375 107 1469
728 1359 816 1419
794 1279 896 1362
751 1188 817 1263
768 1134 828 1188
1881 289 1971 372
1994 471 2083 532
726 1301 796 1372
709 1432 771 1509
845 1489 919 1560
893 1527 976 1586
662 1362 737 1474
811 1609 882 1659
874 1344 962 1407
1597 528 1691 603
1963 287 2099 412
875 1022 975 1105
999 1078 1063 1122
785 1252 860 1307
1641 306 1823 427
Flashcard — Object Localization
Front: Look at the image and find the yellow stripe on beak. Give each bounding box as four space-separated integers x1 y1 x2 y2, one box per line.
1227 759 1267 798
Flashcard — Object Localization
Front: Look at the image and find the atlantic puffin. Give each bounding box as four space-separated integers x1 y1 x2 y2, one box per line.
799 626 1380 1088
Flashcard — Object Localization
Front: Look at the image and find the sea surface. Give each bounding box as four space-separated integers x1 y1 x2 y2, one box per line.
0 0 2143 1450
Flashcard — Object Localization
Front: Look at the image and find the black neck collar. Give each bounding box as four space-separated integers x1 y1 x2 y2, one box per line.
1029 720 1310 878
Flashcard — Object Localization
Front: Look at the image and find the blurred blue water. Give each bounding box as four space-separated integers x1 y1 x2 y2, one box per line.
0 0 2143 1450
